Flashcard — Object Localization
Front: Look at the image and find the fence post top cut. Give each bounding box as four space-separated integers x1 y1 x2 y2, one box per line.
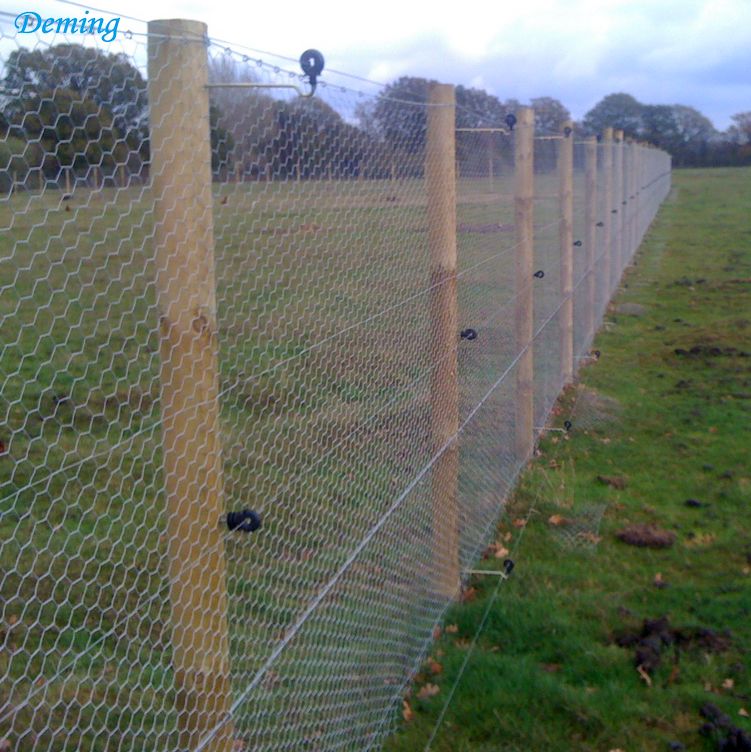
147 18 207 35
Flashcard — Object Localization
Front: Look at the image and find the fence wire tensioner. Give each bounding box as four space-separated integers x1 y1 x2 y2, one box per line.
206 49 324 98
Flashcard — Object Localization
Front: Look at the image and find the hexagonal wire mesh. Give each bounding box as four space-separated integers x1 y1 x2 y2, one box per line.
0 12 672 751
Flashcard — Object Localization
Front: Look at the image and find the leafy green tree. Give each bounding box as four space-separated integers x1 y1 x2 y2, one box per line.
729 112 751 144
531 97 571 135
583 93 643 138
3 44 146 132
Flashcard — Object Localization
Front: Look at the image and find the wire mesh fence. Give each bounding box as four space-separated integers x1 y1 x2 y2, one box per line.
0 13 671 752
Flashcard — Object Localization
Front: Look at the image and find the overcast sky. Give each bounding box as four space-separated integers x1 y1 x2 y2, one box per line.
5 0 751 129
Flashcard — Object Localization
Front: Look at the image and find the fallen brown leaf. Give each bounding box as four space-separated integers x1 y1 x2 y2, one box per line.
494 545 510 558
426 659 443 675
402 700 413 722
548 514 572 527
637 664 653 687
739 708 749 718
417 683 440 700
461 587 477 603
597 474 627 490
541 663 562 673
577 532 602 544
445 624 459 634
432 626 442 640
722 678 735 690
512 518 527 528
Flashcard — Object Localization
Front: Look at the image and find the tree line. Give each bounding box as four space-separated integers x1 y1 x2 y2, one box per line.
1 43 749 193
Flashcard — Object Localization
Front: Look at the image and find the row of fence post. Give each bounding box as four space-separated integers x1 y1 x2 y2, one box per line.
145 18 656 749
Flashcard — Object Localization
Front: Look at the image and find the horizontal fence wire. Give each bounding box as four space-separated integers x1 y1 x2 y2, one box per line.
0 12 672 752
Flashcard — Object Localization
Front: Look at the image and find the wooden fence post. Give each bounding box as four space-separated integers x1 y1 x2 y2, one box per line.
427 83 459 598
487 132 494 192
624 138 632 263
514 107 535 460
601 128 613 302
584 136 597 345
613 129 624 287
629 142 637 260
148 18 233 752
559 120 574 384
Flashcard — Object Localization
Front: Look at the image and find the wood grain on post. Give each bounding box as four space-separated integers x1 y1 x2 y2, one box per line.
601 128 613 301
613 129 624 286
147 19 233 752
558 120 574 384
584 137 597 344
514 107 534 461
426 82 459 598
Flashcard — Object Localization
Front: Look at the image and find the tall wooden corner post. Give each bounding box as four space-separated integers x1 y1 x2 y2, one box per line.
584 137 597 345
427 83 460 598
148 19 233 752
558 120 574 384
514 108 534 461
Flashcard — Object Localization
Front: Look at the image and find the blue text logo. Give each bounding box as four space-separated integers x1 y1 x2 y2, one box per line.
15 10 120 43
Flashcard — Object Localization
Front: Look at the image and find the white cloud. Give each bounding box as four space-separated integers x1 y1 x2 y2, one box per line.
4 0 749 128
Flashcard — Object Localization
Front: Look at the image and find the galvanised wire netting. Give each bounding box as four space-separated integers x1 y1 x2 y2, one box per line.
0 12 671 752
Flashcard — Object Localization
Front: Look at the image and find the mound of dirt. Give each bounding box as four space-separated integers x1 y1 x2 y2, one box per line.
615 524 676 548
699 703 751 751
615 617 732 676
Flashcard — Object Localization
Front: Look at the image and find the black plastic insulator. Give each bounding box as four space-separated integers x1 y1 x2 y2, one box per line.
300 49 325 90
226 509 262 533
596 134 603 142
611 209 618 213
460 328 478 341
573 240 582 247
533 270 545 279
502 559 515 576
593 349 601 359
563 420 572 432
563 126 573 138
596 221 604 227
505 113 517 131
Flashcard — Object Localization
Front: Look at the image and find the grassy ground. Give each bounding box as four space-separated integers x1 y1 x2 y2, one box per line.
385 167 751 752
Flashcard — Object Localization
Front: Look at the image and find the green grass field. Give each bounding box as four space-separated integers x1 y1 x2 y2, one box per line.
385 167 751 752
